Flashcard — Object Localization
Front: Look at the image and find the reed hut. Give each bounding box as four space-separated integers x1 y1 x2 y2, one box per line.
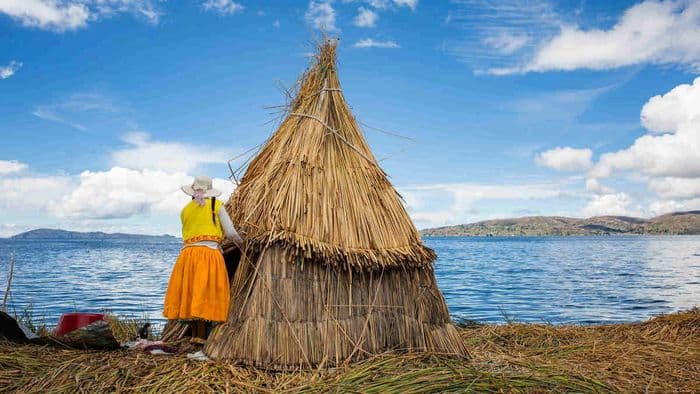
205 40 468 369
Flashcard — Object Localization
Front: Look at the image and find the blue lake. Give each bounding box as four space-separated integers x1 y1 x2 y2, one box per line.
0 236 698 329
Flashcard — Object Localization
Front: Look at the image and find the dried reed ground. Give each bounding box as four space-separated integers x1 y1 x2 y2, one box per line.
0 309 697 393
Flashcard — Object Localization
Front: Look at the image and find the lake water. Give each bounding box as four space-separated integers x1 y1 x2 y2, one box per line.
0 236 698 330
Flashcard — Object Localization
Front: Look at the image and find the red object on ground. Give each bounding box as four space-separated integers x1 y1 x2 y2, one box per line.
54 313 106 337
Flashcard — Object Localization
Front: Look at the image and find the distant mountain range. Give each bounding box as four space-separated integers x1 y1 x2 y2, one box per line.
7 228 179 241
421 211 700 237
7 211 700 240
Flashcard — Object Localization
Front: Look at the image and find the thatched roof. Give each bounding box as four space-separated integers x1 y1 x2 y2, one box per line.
226 40 434 270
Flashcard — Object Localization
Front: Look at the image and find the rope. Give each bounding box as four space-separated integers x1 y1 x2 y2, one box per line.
227 143 265 185
309 87 343 99
288 112 378 167
359 121 415 141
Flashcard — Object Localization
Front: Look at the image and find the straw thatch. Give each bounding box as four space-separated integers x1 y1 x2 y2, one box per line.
223 39 434 271
3 310 699 392
206 245 466 369
204 39 467 368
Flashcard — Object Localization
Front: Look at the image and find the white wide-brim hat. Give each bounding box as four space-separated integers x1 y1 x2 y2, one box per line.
181 175 222 198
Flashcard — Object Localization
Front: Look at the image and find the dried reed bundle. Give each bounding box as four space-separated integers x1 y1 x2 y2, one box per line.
226 39 434 271
2 310 698 393
462 308 700 392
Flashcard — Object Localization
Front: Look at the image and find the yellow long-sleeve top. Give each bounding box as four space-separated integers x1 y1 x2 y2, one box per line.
181 198 240 247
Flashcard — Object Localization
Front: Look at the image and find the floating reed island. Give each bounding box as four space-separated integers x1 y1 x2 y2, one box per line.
1 309 698 392
3 41 698 392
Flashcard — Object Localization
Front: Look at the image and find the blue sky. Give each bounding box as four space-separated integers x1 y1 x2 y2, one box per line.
1 0 699 236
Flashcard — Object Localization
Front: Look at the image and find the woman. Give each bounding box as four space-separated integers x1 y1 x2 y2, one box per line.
163 175 243 342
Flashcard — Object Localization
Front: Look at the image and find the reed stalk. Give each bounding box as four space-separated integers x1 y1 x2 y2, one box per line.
2 252 14 313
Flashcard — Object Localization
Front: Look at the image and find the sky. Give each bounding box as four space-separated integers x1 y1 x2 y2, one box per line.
0 0 699 236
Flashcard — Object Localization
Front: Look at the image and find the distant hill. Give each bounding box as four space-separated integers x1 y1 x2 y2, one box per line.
7 228 179 241
421 211 700 236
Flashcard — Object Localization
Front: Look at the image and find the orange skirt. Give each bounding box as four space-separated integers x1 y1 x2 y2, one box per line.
163 246 230 322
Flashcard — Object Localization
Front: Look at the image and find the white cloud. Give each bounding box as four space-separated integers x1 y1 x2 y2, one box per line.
582 192 637 217
517 0 700 74
47 167 186 219
648 177 700 199
91 0 162 24
444 0 561 74
0 0 162 32
0 144 238 235
648 198 700 216
353 38 399 48
459 1 700 75
0 160 27 175
112 132 232 173
648 199 685 216
536 147 593 171
483 31 529 54
46 167 236 220
589 118 700 179
511 86 611 121
392 0 417 10
202 0 244 15
33 107 87 131
32 93 120 123
273 19 280 28
400 182 566 228
354 6 377 27
33 92 120 131
641 76 700 133
585 178 615 194
0 174 73 211
0 165 235 228
305 0 337 32
0 160 72 214
0 0 89 31
361 0 417 10
582 77 700 218
590 76 700 180
0 60 22 79
56 92 119 112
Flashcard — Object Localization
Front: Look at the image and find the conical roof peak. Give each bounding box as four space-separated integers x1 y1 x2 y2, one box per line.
226 41 435 270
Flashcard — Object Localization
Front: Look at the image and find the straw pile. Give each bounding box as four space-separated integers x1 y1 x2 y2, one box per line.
1 309 698 392
205 39 466 368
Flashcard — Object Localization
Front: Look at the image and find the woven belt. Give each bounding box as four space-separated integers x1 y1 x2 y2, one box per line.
184 235 222 245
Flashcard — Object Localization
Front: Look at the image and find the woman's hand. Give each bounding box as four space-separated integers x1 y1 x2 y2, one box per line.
232 233 244 249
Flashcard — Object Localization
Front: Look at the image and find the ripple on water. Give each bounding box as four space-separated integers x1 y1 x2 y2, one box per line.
0 236 698 326
429 236 700 324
